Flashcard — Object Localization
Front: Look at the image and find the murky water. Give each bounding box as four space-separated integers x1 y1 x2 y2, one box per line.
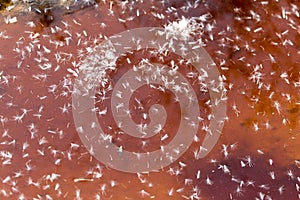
0 1 299 199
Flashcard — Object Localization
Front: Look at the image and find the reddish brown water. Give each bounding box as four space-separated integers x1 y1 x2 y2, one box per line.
0 1 299 199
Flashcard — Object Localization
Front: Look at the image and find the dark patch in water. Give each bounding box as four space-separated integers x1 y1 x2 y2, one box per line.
0 0 12 12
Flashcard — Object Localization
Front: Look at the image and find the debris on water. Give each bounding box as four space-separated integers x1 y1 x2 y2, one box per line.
0 0 98 15
0 0 299 199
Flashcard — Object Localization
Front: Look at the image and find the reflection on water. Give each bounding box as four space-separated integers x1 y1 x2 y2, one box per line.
0 0 299 199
